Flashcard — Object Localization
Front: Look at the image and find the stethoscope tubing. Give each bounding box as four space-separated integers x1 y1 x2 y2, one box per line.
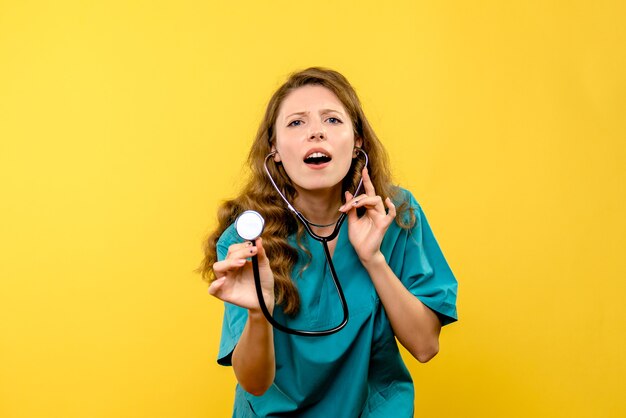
251 242 349 336
250 149 368 336
263 150 369 243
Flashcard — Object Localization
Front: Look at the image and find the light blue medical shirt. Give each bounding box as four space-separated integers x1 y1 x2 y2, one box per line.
216 189 458 418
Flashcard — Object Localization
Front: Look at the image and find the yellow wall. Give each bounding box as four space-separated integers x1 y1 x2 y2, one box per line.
1 1 624 417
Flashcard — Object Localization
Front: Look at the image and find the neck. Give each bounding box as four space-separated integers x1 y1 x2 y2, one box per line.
293 186 343 226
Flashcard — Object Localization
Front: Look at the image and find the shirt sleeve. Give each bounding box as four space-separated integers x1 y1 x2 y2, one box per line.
215 225 249 366
396 191 458 326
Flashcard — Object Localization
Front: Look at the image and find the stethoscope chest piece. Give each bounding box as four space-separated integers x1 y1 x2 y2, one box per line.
235 210 265 241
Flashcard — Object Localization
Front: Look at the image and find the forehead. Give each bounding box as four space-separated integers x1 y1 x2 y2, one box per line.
278 85 347 116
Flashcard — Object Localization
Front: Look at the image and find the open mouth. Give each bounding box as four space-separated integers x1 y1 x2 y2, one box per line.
304 151 332 166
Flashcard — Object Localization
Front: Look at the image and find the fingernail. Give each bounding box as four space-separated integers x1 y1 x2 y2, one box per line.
353 200 359 206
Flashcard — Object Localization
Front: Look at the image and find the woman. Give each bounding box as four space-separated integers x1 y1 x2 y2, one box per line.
198 67 458 417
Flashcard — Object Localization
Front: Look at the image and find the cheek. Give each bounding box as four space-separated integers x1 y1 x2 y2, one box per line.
336 141 356 169
275 142 298 163
338 131 357 154
274 139 299 173
274 134 293 157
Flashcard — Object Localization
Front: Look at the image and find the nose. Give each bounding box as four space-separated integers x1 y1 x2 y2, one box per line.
308 124 325 141
309 131 325 141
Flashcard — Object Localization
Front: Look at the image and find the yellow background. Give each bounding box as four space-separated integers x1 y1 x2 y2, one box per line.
1 1 624 417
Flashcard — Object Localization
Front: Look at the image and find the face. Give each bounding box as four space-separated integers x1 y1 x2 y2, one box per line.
273 85 362 195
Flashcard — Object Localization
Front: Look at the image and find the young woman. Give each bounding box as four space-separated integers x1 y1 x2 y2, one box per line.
198 67 458 417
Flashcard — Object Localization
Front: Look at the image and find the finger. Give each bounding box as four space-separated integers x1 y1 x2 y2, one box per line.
339 191 353 212
212 258 247 277
385 197 397 221
226 241 253 257
343 191 359 223
346 203 358 224
226 245 259 262
351 195 385 213
208 277 226 296
362 167 376 197
255 237 269 263
347 206 358 224
339 192 368 212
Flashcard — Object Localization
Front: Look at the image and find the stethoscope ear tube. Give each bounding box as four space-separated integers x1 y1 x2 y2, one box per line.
243 148 368 336
251 244 349 336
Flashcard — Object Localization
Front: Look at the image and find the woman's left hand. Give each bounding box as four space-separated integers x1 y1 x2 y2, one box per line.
340 167 396 264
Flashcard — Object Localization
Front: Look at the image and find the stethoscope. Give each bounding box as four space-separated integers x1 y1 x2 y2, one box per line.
234 148 369 336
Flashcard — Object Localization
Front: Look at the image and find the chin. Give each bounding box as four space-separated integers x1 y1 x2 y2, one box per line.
295 181 343 194
289 168 349 194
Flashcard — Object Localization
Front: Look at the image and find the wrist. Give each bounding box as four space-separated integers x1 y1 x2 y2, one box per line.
249 304 274 320
359 251 386 270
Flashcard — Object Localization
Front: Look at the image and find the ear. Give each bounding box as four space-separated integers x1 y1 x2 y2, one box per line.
353 137 363 158
271 146 282 162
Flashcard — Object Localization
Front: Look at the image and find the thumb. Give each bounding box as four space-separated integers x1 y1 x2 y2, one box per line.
208 277 226 297
255 237 269 264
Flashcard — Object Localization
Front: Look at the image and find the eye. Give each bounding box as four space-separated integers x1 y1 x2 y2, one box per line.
287 119 303 127
326 117 342 124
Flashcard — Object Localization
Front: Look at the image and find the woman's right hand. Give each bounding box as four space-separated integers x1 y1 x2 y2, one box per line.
208 238 275 314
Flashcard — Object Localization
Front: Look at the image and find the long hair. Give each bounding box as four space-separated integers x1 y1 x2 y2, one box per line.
197 67 414 315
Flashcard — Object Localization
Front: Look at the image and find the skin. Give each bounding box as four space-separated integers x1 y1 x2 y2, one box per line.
273 84 362 226
209 85 441 396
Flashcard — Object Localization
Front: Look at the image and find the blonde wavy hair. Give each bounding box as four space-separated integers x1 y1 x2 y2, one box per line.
197 67 414 315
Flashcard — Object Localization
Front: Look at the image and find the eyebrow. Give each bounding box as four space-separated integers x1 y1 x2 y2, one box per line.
284 108 345 119
285 111 308 119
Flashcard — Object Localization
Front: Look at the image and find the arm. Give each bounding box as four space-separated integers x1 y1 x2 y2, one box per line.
209 238 276 395
341 168 442 363
231 309 275 395
361 253 441 363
